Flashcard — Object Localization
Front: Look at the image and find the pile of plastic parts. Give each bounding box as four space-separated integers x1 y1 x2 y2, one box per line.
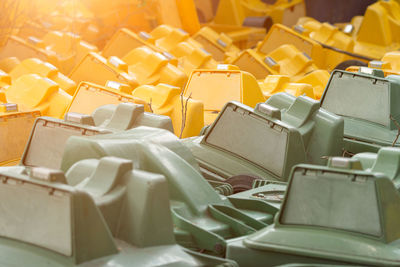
3 0 400 266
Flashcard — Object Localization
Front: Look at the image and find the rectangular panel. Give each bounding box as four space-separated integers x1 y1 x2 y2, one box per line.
0 176 72 255
281 169 382 237
0 112 38 165
322 72 390 127
23 119 101 169
205 105 288 176
185 71 241 111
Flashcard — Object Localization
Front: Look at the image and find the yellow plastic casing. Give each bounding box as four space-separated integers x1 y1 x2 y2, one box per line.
0 91 6 103
0 36 54 64
241 0 305 26
259 23 363 71
207 0 267 50
44 0 100 45
205 23 266 50
192 26 241 62
16 21 48 40
151 25 203 52
41 31 98 73
259 75 315 100
132 83 204 138
0 31 98 74
102 28 162 59
354 0 400 59
208 0 272 49
213 0 304 26
194 0 215 22
69 52 139 90
232 44 317 80
7 58 77 95
335 16 364 38
381 51 400 71
293 69 330 99
122 46 187 88
66 81 150 116
0 70 11 90
172 42 218 75
5 74 71 119
0 104 41 166
149 25 218 74
154 0 201 35
183 65 265 125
